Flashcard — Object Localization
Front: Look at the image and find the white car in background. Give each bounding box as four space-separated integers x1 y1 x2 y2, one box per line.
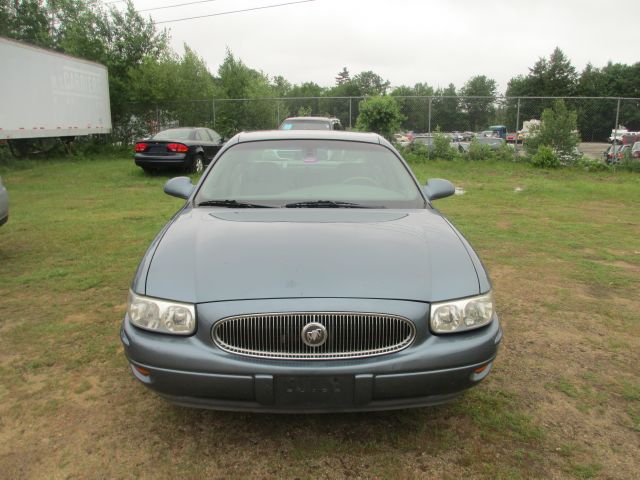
0 176 8 227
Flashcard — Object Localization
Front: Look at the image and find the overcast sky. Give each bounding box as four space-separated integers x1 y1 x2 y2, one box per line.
124 0 637 94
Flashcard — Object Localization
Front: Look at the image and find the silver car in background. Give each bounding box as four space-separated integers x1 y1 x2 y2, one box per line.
0 176 8 227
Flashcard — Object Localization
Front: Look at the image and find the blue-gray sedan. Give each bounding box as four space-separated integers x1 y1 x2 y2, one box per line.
121 130 502 412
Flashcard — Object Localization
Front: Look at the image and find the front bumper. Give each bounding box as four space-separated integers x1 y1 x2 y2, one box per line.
121 297 503 412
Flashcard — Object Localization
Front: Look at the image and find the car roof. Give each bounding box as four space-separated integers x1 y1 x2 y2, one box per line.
283 116 338 122
235 129 387 145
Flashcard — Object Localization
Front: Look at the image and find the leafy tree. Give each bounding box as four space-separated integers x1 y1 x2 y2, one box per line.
271 75 291 97
432 84 463 131
323 70 390 128
3 0 51 47
505 48 578 131
283 81 325 119
525 100 579 162
529 47 577 97
391 83 434 132
350 71 390 96
54 3 108 63
356 96 404 140
329 70 390 97
575 63 616 141
215 50 276 135
460 75 498 131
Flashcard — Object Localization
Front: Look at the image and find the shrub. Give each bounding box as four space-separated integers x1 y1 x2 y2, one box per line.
402 150 425 164
467 140 493 161
494 143 518 162
410 141 431 160
356 96 405 140
531 145 560 168
432 132 458 160
618 155 640 173
575 156 611 172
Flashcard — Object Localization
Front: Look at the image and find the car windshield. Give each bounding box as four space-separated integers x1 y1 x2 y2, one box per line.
280 120 331 130
195 140 425 208
153 129 193 140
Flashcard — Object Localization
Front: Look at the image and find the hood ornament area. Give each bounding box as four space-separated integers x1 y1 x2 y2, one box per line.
301 322 328 347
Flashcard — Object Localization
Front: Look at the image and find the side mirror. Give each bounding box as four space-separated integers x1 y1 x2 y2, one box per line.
423 178 455 201
164 177 194 199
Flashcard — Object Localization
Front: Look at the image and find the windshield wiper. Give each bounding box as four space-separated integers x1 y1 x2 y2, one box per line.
197 199 272 208
284 200 382 208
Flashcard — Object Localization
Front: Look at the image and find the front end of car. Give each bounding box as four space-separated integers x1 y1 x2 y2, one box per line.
122 294 501 412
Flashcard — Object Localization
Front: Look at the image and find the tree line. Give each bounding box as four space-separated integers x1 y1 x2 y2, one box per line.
2 1 639 140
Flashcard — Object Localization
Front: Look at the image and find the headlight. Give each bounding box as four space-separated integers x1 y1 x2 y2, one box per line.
127 290 196 335
430 292 494 334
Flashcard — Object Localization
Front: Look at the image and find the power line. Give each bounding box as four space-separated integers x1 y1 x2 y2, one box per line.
154 0 316 24
140 0 222 13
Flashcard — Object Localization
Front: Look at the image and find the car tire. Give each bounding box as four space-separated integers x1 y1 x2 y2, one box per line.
190 155 204 174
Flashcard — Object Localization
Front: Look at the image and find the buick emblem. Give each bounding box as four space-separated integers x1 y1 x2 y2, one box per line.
301 322 327 347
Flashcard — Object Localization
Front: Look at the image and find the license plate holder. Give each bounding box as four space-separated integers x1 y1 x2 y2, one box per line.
275 375 354 407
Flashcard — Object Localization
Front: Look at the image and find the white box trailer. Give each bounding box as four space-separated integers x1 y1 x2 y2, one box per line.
0 36 111 151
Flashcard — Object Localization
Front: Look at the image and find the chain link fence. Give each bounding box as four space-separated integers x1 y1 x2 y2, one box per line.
114 96 640 146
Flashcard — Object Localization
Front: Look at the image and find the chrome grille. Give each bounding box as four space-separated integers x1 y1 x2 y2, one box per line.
212 312 415 360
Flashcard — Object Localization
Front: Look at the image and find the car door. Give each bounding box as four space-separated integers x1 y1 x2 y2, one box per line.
195 129 215 163
205 129 224 158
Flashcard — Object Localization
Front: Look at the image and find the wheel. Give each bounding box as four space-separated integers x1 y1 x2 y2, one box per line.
342 176 379 186
190 155 204 174
8 139 32 158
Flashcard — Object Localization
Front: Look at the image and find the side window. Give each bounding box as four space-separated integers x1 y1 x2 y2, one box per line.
207 129 221 143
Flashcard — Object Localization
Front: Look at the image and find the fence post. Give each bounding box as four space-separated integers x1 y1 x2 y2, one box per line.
515 97 521 149
349 98 352 128
277 102 280 128
428 97 432 134
613 98 621 142
155 104 159 133
212 98 216 128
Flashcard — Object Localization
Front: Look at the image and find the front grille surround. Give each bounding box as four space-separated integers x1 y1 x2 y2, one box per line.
212 312 416 360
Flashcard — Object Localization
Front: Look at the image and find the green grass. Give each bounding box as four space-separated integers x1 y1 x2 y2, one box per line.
0 155 639 479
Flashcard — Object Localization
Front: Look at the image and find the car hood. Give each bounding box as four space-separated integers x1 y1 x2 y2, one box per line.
144 209 481 303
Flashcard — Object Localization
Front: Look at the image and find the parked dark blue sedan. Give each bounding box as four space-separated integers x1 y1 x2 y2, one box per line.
121 130 502 412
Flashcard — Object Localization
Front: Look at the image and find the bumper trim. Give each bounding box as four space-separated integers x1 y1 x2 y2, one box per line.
159 391 463 414
127 357 496 412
